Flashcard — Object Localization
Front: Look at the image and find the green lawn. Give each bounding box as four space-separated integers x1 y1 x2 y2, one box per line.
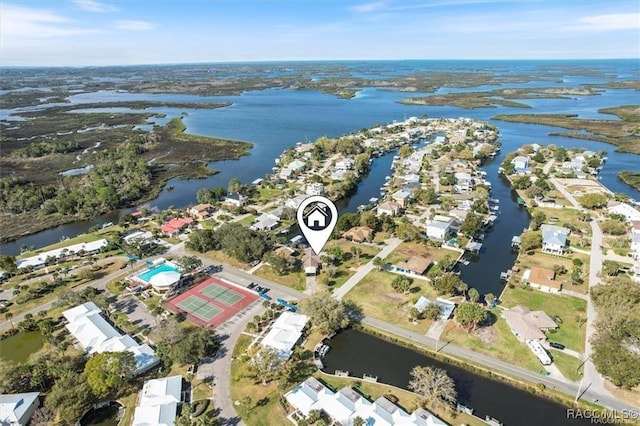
550 349 583 382
319 239 381 288
445 310 548 375
534 207 591 237
236 214 257 227
254 265 307 291
384 242 457 266
500 287 587 352
343 269 434 333
514 251 590 294
255 187 285 201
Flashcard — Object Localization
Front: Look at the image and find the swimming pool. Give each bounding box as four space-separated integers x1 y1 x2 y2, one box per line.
137 263 181 283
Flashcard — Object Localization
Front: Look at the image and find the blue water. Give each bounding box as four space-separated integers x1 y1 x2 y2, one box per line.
137 263 180 283
2 59 639 258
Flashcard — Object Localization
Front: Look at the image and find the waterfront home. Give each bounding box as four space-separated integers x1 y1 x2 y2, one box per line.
123 230 154 249
631 221 640 235
335 158 354 171
306 182 326 196
502 305 557 341
303 249 320 276
289 159 307 172
223 192 245 208
454 172 473 193
392 189 413 207
376 201 401 217
63 302 160 375
511 155 530 173
286 194 309 210
0 392 40 426
132 375 183 426
251 213 280 231
188 203 214 219
522 267 562 293
16 239 109 270
541 224 570 255
261 311 309 360
535 196 563 209
160 217 194 237
393 255 433 276
607 202 640 222
279 167 294 180
630 234 640 260
426 219 452 241
414 296 456 320
342 226 373 243
284 377 447 426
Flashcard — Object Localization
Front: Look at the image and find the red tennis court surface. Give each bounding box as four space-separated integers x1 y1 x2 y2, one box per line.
165 277 259 328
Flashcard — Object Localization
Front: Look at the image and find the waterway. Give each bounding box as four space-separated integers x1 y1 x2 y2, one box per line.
3 63 639 294
323 329 591 426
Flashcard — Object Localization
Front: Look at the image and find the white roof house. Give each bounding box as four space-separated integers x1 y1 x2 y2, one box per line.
261 311 309 359
285 377 446 426
426 220 451 241
17 239 109 269
63 302 159 375
132 375 182 426
0 392 39 426
608 202 640 222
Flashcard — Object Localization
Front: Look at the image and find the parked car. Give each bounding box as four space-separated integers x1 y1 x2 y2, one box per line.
250 259 261 267
254 285 263 293
553 316 563 324
549 342 565 350
247 282 256 289
259 287 270 294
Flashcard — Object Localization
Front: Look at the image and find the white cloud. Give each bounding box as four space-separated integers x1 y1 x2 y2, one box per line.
115 20 154 31
1 3 103 39
567 13 640 32
350 1 388 13
71 0 118 13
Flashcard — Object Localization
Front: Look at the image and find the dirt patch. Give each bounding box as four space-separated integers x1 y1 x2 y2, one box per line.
604 381 640 408
473 326 496 346
382 292 405 302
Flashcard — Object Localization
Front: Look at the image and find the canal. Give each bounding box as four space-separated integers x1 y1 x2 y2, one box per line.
322 329 591 426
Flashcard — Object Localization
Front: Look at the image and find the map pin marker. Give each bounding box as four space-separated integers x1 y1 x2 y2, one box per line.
297 195 338 255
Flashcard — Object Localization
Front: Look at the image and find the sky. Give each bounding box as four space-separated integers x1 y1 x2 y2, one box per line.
1 0 639 66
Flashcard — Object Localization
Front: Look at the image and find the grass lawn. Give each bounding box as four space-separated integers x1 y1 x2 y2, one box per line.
534 207 592 237
384 242 457 266
201 250 249 269
320 239 381 288
550 349 583 382
254 265 307 291
343 269 435 333
514 251 590 294
444 311 548 375
500 286 587 353
255 187 285 201
313 372 486 426
236 214 257 227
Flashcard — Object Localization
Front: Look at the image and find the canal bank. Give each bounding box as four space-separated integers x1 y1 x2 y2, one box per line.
322 328 594 426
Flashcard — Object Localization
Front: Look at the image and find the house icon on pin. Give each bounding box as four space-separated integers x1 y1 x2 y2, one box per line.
304 203 330 230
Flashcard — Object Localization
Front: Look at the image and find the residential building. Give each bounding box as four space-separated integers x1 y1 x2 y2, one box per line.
454 172 473 193
132 375 183 426
16 239 109 270
306 182 326 196
608 202 640 222
541 224 570 255
426 219 452 241
250 213 280 231
523 267 562 293
511 155 529 172
285 377 447 426
63 302 160 375
0 392 39 426
188 203 214 219
630 221 640 235
342 226 373 243
394 255 433 276
413 296 456 320
631 233 640 260
633 264 640 283
376 201 401 217
502 305 558 341
286 194 309 210
392 190 413 207
160 217 193 237
261 311 309 360
303 249 320 276
223 192 245 208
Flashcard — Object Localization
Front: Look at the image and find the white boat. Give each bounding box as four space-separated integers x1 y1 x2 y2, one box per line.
489 198 500 204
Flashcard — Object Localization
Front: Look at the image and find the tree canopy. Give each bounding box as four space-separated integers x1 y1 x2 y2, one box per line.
300 292 350 334
408 366 457 410
454 302 487 331
84 351 136 398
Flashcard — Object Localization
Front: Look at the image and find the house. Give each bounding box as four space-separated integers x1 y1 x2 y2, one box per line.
123 230 154 249
188 203 214 219
414 296 456 320
250 213 280 231
63 302 160 375
394 255 433 276
376 201 401 217
285 194 309 210
631 234 640 259
303 249 320 276
511 155 529 172
630 221 640 235
160 217 194 237
306 182 326 196
502 305 558 341
535 197 563 209
342 226 373 243
335 158 354 170
16 239 109 270
0 392 40 426
330 169 347 180
523 267 562 293
426 219 452 241
223 192 245 208
608 202 640 222
633 264 640 283
454 172 473 193
285 378 447 426
541 224 570 255
392 190 413 207
132 375 183 426
260 311 309 359
304 205 330 229
274 246 296 262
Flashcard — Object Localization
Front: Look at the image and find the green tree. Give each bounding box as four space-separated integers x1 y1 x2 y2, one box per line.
372 256 385 271
300 292 350 334
519 230 542 254
84 352 136 398
468 288 480 303
423 303 442 321
460 212 482 236
433 273 462 296
454 302 487 331
485 293 496 306
245 345 282 385
0 255 17 276
173 255 203 273
45 373 95 425
578 193 608 209
530 211 547 231
4 312 14 329
171 328 219 365
391 275 413 294
266 254 290 276
408 366 457 411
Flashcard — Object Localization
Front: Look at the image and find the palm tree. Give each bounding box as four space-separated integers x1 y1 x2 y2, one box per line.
468 288 480 303
455 281 468 299
5 312 14 329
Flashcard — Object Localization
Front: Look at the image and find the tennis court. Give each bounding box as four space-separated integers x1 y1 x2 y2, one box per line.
166 277 259 328
201 283 245 306
176 295 223 322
